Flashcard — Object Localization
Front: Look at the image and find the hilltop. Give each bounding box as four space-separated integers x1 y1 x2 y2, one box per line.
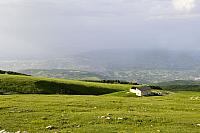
0 74 131 95
156 80 200 92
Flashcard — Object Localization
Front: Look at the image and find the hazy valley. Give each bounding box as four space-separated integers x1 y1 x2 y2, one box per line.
1 49 200 83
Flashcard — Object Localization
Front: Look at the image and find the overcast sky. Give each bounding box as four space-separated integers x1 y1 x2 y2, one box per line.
0 0 200 58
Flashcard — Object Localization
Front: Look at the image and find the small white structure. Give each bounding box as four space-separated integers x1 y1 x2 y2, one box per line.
130 86 151 96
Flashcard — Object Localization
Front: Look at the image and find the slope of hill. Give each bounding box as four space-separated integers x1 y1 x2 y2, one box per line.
0 74 131 95
156 80 200 92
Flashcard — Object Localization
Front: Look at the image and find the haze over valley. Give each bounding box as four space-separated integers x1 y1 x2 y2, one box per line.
1 49 200 83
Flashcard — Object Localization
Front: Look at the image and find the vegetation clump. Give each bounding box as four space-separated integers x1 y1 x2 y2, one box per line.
83 79 139 85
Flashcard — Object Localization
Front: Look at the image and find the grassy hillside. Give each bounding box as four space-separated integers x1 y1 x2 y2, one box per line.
0 74 132 95
157 80 200 86
0 92 199 133
156 80 200 92
0 73 199 132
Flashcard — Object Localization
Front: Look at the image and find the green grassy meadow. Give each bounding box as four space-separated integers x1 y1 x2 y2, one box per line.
0 74 200 132
0 92 199 133
0 74 132 95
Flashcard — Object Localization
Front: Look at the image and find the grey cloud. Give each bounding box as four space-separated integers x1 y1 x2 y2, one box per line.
0 0 200 58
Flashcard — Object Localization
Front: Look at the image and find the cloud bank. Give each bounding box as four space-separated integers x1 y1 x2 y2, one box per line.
172 0 196 11
0 0 200 58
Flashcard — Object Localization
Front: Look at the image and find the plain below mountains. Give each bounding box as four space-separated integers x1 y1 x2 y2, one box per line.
1 49 200 71
1 49 200 83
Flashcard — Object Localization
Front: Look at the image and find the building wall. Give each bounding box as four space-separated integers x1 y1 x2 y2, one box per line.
130 88 142 96
141 90 151 96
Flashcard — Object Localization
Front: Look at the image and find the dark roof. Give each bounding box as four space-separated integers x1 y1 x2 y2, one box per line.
131 86 137 89
138 86 151 91
131 86 151 91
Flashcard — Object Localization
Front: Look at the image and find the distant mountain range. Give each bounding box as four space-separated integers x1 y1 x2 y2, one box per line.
1 49 200 83
76 49 200 70
1 49 200 71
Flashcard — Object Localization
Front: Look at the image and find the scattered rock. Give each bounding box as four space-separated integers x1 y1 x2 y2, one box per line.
0 130 28 133
197 124 200 126
46 125 55 130
98 115 112 120
117 117 123 120
0 129 6 133
105 117 111 120
190 96 199 100
100 116 105 118
76 125 81 128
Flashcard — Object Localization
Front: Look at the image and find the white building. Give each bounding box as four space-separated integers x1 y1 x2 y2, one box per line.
130 86 151 96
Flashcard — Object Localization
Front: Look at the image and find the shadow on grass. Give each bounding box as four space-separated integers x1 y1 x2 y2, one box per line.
34 80 119 95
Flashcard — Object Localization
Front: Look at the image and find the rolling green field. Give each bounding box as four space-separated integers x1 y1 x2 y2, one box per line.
0 74 200 133
0 74 132 95
0 92 199 133
156 80 200 92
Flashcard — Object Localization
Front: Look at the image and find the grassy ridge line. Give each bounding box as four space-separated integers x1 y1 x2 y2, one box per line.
157 80 200 86
155 80 200 92
0 74 132 95
0 70 30 76
161 85 200 92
